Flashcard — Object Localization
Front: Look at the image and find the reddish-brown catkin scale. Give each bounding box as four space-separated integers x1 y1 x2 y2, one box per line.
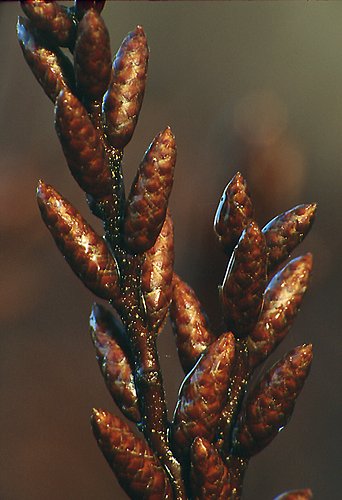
232 344 313 457
124 127 176 253
17 17 75 102
74 9 111 100
90 303 141 423
262 203 317 273
170 274 215 373
91 409 173 500
141 210 174 334
20 0 76 48
248 254 313 369
214 172 254 254
274 489 313 500
104 26 149 149
190 437 232 499
172 333 235 455
74 1 106 18
55 89 112 201
37 181 120 302
221 221 267 337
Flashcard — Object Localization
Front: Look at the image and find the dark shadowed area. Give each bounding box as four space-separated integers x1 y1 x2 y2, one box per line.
1 2 341 499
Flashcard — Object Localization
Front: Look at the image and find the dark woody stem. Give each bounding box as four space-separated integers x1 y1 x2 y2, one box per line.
112 254 186 499
85 103 126 246
85 97 185 497
225 456 249 499
216 340 251 455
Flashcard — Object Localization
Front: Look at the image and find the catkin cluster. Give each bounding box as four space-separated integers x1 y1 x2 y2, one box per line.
19 2 316 499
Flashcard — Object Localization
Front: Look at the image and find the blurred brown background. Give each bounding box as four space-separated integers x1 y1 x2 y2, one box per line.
1 2 341 499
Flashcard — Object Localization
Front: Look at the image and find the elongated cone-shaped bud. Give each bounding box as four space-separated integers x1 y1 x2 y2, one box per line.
74 1 106 18
263 203 317 273
20 1 76 47
218 342 250 445
172 332 235 455
74 9 111 100
274 489 313 500
232 344 313 457
104 26 149 149
55 90 112 201
141 210 174 334
248 254 312 368
90 304 140 422
190 437 232 499
91 409 173 499
124 127 176 253
214 172 254 254
221 221 267 337
17 17 75 102
170 274 215 373
37 181 120 302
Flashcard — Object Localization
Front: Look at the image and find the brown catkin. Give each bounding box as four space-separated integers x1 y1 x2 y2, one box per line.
90 303 140 423
17 17 75 102
221 221 267 337
248 254 313 368
232 344 313 457
141 210 174 334
55 89 112 201
214 171 254 253
91 409 173 499
170 274 215 373
20 0 75 47
104 26 149 149
190 437 232 499
262 203 317 273
37 181 120 303
124 127 176 253
74 9 111 100
172 333 235 456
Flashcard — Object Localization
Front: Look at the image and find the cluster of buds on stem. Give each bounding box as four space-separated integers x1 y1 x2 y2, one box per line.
18 2 316 499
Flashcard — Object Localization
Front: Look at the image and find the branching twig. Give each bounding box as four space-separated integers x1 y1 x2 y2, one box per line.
19 2 316 499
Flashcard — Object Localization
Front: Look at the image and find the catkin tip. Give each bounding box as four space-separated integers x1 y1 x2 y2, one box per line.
303 252 313 266
36 179 47 198
163 125 175 142
91 407 106 423
135 25 145 36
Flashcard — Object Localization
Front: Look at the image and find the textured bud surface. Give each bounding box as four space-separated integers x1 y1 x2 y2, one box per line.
37 181 120 302
90 304 140 422
248 254 312 368
214 172 254 253
104 26 149 149
74 9 111 99
55 89 112 200
124 127 176 253
172 333 235 453
190 437 231 499
233 345 313 457
21 0 75 47
91 409 173 499
17 16 74 102
141 211 174 333
170 274 215 373
221 221 267 337
263 203 316 272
